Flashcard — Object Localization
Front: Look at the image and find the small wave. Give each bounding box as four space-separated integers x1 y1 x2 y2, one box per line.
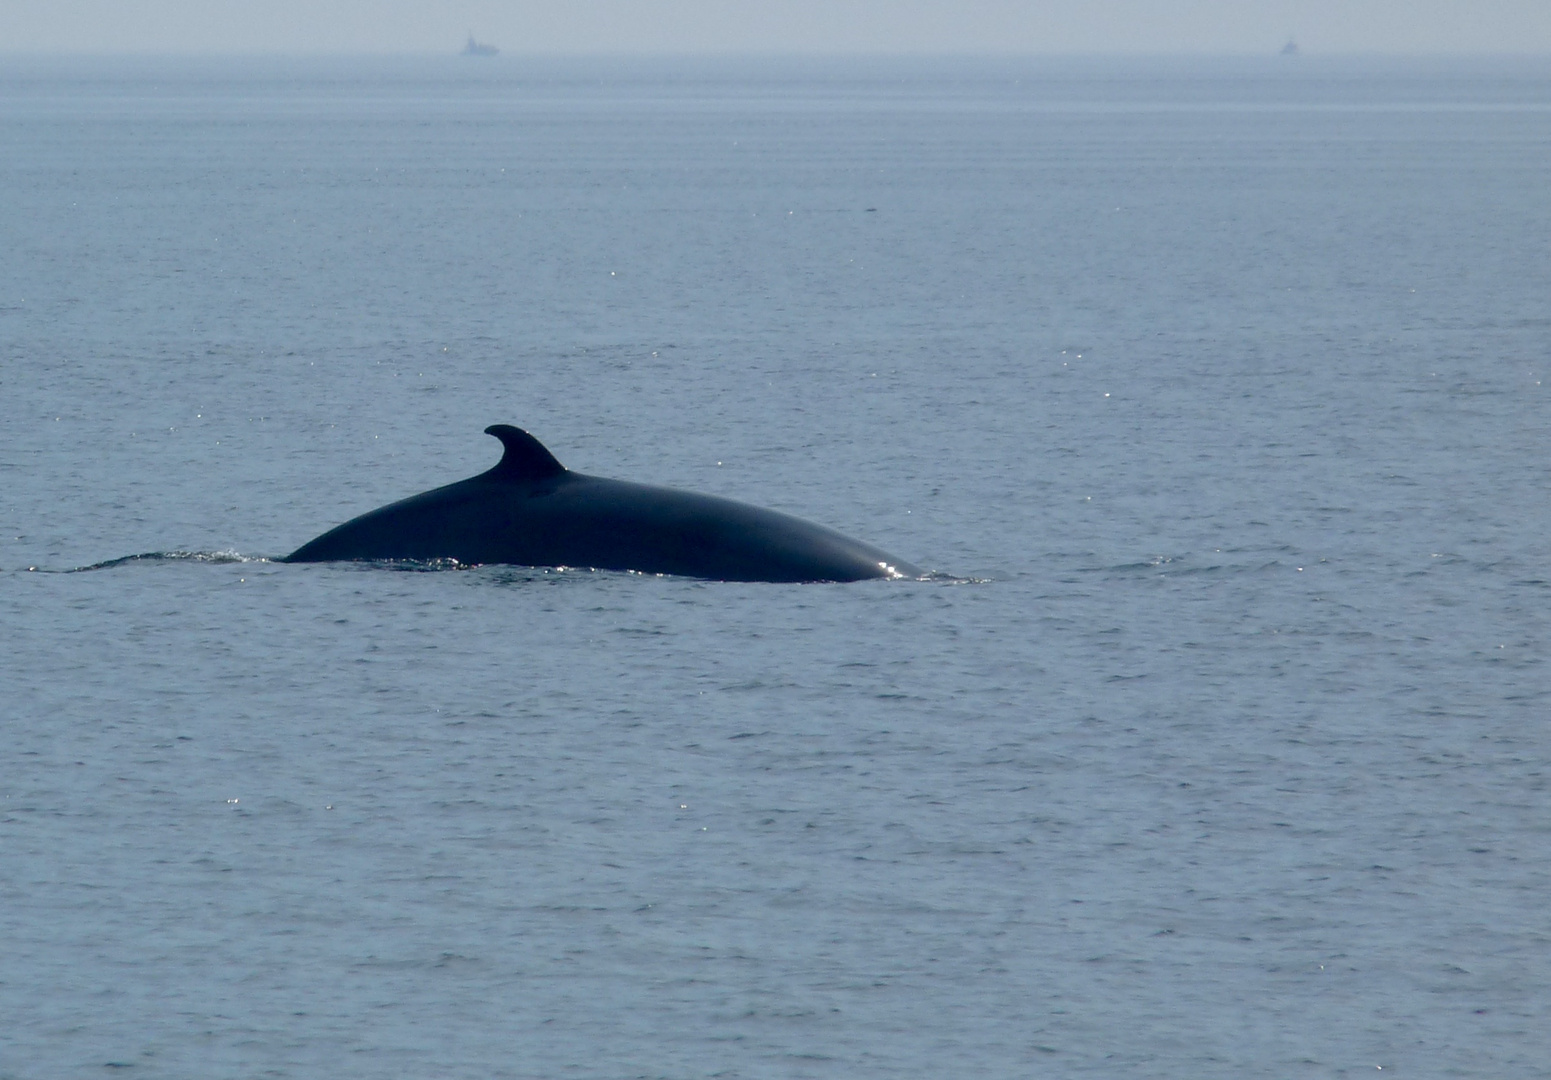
295 560 974 584
290 559 606 579
33 554 978 584
919 569 989 584
57 551 271 573
342 557 476 573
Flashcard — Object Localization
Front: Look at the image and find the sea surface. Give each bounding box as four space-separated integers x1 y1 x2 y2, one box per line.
3 55 1549 1078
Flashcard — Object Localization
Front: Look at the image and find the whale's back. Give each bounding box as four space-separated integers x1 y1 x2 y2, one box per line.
283 427 919 582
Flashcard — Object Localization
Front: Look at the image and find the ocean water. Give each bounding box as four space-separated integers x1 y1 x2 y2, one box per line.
3 55 1550 1078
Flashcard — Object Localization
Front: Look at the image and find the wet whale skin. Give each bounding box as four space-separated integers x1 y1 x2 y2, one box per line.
284 425 919 583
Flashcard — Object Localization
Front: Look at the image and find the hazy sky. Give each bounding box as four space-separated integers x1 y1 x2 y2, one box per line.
3 1 1549 55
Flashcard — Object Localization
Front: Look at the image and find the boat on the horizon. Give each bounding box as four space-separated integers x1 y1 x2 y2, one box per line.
462 34 498 57
1280 39 1299 56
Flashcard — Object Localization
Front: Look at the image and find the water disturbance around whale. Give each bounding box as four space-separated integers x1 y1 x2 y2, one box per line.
282 425 921 582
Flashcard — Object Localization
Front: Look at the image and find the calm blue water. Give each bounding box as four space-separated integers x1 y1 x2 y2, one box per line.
3 55 1550 1078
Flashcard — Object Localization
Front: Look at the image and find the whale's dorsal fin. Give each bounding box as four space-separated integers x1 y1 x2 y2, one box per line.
483 424 566 481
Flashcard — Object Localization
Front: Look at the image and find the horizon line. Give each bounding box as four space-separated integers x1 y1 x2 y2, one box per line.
5 48 1551 59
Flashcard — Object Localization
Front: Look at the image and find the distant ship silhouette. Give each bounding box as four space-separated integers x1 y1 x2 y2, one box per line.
462 34 498 57
1280 39 1299 56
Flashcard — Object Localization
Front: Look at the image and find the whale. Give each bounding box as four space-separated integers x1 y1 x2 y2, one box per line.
282 425 920 582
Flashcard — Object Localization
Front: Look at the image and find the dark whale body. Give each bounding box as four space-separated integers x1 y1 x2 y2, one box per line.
283 425 920 582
